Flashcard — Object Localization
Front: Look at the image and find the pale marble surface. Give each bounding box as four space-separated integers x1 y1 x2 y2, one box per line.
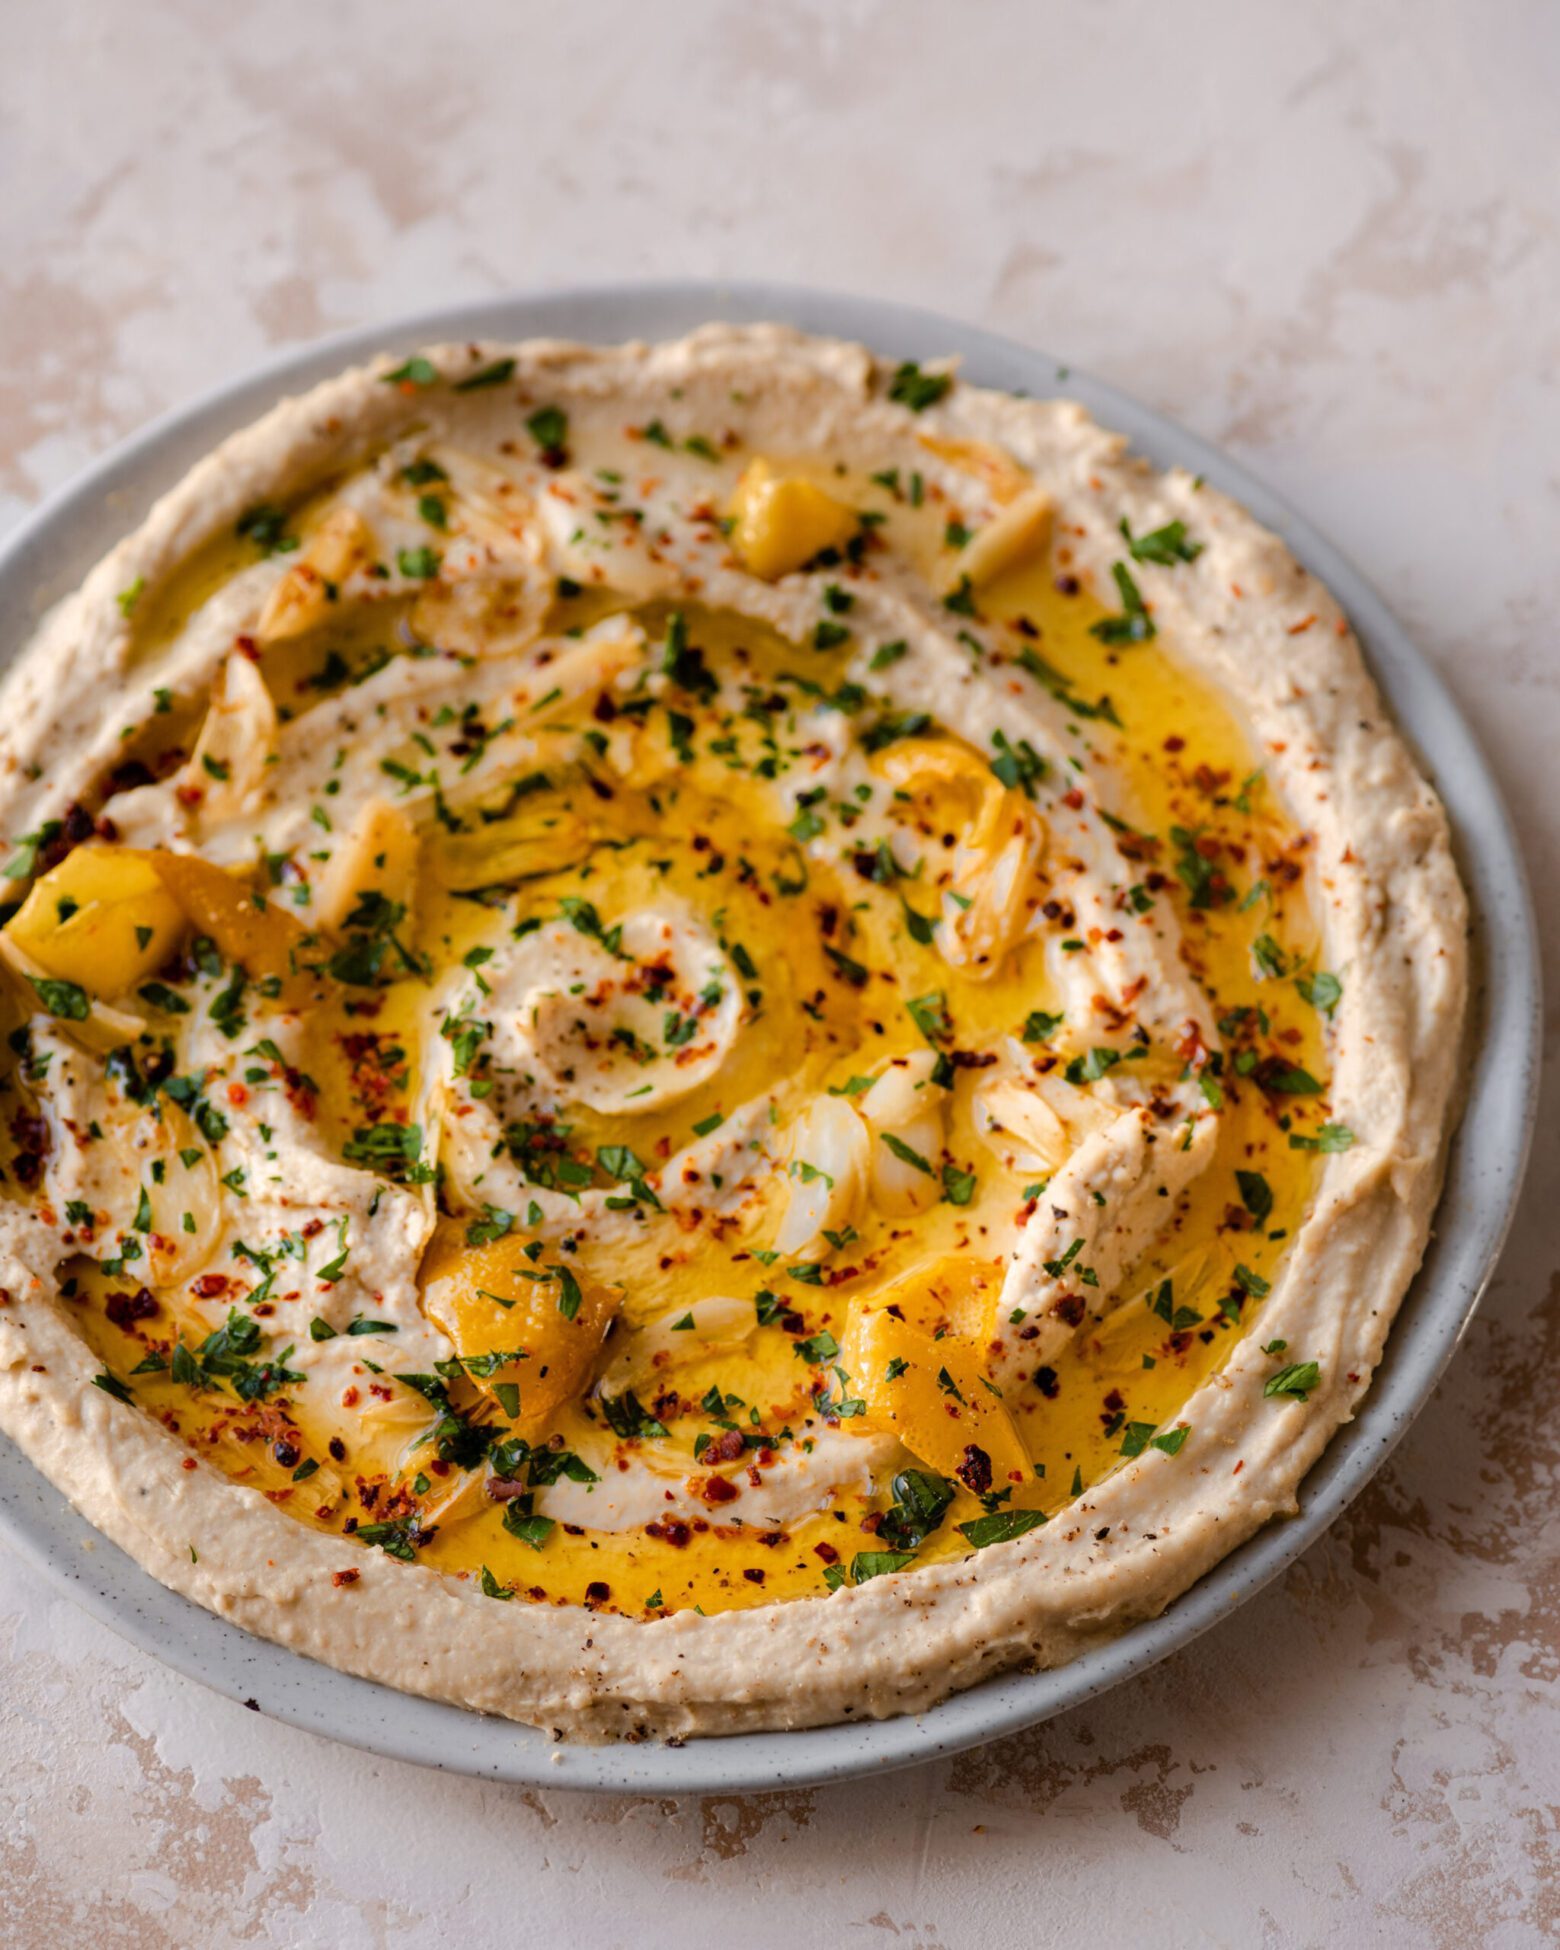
4 2 1559 1943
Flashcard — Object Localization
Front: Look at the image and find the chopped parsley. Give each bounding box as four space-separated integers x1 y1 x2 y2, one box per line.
1236 1170 1274 1225
453 357 516 393
958 1507 1046 1549
1089 562 1155 645
1119 516 1203 565
1296 969 1343 1016
1289 1122 1356 1154
382 356 437 387
27 976 89 1021
886 362 952 412
1263 1360 1321 1402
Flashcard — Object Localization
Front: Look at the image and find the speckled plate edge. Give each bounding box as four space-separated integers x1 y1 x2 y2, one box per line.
0 281 1540 1795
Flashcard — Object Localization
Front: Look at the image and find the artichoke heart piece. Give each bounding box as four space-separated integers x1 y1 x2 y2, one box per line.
918 434 1034 507
728 460 858 580
777 1095 870 1256
184 650 279 822
147 851 321 1004
437 808 594 892
878 740 1047 976
314 798 420 937
6 843 184 998
420 1226 619 1434
255 507 376 646
143 1100 224 1285
411 576 542 663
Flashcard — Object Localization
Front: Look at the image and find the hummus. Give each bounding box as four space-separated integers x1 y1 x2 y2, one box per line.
0 326 1467 1740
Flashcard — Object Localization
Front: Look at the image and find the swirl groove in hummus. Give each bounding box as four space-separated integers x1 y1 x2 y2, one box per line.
0 327 1466 1740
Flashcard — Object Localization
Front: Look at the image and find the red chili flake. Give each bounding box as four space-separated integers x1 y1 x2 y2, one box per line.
277 1067 316 1119
955 1444 993 1496
1193 763 1232 798
190 1273 230 1300
584 1581 611 1605
105 759 153 795
813 1541 839 1564
328 1437 347 1462
8 1110 49 1189
104 1286 159 1328
36 803 95 872
645 1518 691 1547
699 1474 740 1505
332 1569 360 1588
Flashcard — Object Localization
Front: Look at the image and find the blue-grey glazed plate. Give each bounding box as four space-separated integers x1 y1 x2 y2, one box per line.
0 283 1539 1793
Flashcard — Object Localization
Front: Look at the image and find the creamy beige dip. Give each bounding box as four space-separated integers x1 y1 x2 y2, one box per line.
0 327 1466 1739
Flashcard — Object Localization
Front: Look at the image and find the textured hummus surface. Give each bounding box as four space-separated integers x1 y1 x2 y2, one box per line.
0 326 1467 1739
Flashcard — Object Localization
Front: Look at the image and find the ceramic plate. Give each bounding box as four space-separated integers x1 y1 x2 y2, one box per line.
0 283 1539 1793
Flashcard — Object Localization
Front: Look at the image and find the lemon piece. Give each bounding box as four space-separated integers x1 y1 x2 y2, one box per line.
945 488 1054 594
421 1227 618 1433
842 1289 1028 1491
729 460 857 580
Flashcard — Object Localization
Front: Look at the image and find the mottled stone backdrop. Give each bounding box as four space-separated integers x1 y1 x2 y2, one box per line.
3 2 1557 1943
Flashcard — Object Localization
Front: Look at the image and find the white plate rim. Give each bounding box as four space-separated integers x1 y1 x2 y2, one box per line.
0 279 1540 1795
